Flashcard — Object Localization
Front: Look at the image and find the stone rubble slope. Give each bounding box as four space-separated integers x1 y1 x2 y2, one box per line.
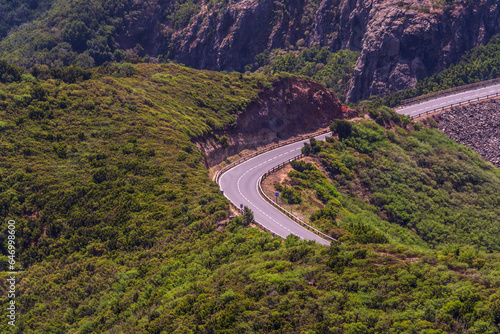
436 98 500 167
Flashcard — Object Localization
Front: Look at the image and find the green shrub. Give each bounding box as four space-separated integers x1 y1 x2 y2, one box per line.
0 59 22 82
330 119 352 140
281 186 302 204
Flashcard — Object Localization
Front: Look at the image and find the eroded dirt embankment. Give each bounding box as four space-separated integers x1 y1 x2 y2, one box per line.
434 98 500 167
196 77 356 168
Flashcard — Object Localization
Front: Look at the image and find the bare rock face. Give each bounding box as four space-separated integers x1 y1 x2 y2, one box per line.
118 0 500 101
346 0 500 102
196 77 356 167
435 99 500 167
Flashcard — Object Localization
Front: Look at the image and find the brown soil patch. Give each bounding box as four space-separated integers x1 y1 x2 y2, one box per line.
261 157 330 223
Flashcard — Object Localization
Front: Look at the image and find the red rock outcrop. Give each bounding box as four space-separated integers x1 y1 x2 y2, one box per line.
196 77 355 167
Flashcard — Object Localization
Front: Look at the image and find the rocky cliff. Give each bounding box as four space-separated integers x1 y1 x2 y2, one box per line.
346 0 500 102
143 0 500 101
2 0 500 101
196 77 355 167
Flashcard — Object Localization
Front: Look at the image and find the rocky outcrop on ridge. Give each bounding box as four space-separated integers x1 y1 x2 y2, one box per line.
196 77 356 167
435 99 500 167
346 0 500 102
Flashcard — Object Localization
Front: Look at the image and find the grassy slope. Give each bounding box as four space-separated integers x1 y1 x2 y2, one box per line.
0 62 265 267
0 64 499 333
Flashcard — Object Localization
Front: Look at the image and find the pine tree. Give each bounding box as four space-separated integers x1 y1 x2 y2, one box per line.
242 206 254 226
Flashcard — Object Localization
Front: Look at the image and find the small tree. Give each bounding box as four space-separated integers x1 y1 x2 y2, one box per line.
220 135 229 148
302 138 321 155
330 119 352 140
242 206 254 226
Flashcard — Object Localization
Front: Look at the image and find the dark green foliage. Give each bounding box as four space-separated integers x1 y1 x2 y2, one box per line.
290 160 315 173
63 20 91 52
242 206 254 226
0 0 127 67
326 242 350 273
171 0 201 29
330 119 352 140
97 62 136 77
253 47 359 101
0 0 53 40
0 0 207 68
302 137 321 155
310 204 339 222
0 59 23 82
219 135 229 148
280 185 302 204
32 65 92 83
343 222 388 244
320 153 354 179
272 53 297 73
31 84 47 101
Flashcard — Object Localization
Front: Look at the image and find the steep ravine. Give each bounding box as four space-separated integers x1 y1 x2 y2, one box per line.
195 77 355 167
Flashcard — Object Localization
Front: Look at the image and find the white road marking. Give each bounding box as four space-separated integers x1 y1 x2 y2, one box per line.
235 164 293 238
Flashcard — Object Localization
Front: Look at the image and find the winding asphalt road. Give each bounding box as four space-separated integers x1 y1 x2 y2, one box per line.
219 80 500 245
397 82 500 117
219 133 331 245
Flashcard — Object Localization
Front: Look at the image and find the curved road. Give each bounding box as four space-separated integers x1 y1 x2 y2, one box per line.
219 133 331 245
220 80 500 245
397 82 500 117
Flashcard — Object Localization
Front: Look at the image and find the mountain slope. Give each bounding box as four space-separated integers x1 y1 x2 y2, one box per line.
0 63 500 332
288 117 500 252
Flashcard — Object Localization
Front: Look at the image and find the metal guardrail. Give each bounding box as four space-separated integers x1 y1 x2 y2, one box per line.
411 91 500 118
399 77 500 107
259 154 336 242
214 128 334 243
213 127 331 183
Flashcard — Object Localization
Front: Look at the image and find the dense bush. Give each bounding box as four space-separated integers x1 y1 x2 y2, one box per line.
252 47 359 101
281 185 302 204
0 59 23 82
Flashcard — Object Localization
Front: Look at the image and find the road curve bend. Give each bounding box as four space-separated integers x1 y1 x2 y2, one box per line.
220 79 500 245
219 133 331 246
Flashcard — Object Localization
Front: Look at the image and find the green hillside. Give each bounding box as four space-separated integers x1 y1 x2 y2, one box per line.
0 62 499 333
277 114 500 252
0 0 164 68
0 61 266 268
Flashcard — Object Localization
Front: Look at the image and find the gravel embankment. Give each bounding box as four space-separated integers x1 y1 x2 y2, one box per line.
435 98 500 167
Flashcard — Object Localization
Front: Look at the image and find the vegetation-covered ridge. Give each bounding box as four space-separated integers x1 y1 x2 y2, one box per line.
0 61 499 333
0 61 270 269
384 34 500 107
248 47 359 102
284 111 500 253
0 0 185 68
